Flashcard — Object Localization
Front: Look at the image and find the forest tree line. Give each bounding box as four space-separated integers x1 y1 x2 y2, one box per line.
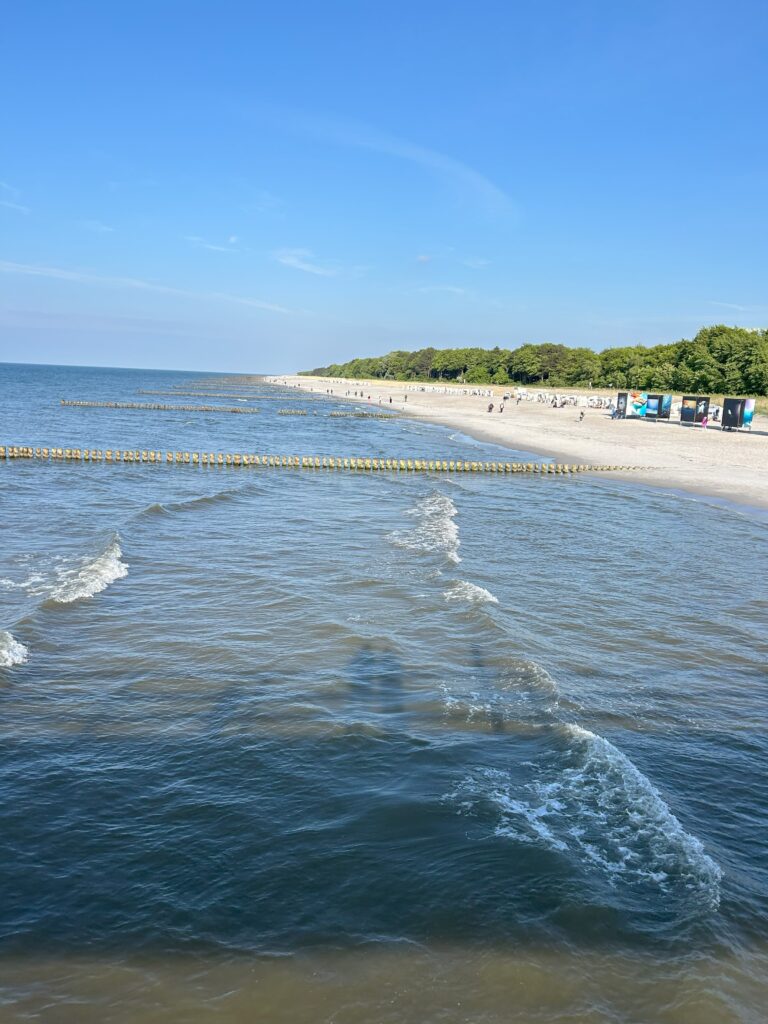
300 325 768 395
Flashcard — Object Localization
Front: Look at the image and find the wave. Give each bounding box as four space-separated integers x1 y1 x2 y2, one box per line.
0 572 46 591
555 724 722 900
444 580 498 604
452 721 722 907
134 487 249 520
166 490 243 513
439 658 566 728
388 492 461 564
0 631 28 668
46 535 129 604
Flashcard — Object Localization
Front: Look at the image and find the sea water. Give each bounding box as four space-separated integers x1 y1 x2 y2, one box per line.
0 362 767 1023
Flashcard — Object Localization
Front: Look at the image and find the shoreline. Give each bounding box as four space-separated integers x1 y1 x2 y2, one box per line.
267 375 768 512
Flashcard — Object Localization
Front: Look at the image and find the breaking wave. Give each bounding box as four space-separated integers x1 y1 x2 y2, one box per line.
46 536 129 604
388 492 461 564
450 721 722 907
0 572 46 591
444 580 498 604
439 658 568 729
0 631 28 668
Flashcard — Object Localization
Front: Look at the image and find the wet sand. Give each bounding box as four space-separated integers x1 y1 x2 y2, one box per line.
273 376 768 510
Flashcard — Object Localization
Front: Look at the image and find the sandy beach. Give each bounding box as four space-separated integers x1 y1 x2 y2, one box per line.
270 375 768 510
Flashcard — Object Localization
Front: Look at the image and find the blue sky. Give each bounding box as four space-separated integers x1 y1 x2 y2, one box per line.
1 0 766 371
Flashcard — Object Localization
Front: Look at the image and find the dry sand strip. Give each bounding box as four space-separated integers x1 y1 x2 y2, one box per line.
269 375 768 510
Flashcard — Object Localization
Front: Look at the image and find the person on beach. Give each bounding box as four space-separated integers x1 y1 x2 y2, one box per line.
499 403 504 413
579 410 585 422
488 402 494 413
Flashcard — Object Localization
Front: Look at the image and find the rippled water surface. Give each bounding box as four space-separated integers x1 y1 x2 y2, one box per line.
1 362 767 1022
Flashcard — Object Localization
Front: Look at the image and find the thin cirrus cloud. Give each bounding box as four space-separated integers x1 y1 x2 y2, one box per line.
0 307 192 335
79 220 114 233
183 235 240 253
267 108 516 217
274 248 338 276
242 190 283 215
0 260 293 314
416 285 468 296
707 300 765 313
413 284 503 308
0 182 29 214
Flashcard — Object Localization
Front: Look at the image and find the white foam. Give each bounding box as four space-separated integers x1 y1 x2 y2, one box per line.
388 492 461 563
444 580 498 604
450 723 722 907
0 572 46 591
47 536 129 604
0 631 28 668
554 724 722 901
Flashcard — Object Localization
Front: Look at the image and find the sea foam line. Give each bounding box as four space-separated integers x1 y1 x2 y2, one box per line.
443 580 498 604
388 492 461 564
449 720 722 907
47 535 129 604
0 631 28 668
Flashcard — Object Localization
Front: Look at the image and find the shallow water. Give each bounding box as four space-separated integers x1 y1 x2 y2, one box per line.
1 362 767 1022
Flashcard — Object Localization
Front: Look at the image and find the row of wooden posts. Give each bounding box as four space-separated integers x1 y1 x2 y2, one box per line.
137 389 266 399
328 411 399 419
60 402 398 419
61 400 261 415
1 446 641 474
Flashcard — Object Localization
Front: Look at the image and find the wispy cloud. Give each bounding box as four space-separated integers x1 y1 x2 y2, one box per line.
243 190 283 215
414 246 456 265
274 247 338 276
464 258 491 269
0 199 29 214
0 307 192 335
0 183 29 214
107 177 157 192
413 284 505 308
80 220 114 233
416 285 468 296
708 300 753 313
183 235 240 253
274 110 515 217
0 260 292 314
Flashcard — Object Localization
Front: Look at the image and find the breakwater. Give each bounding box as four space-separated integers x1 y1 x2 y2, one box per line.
138 389 263 398
328 411 399 419
1 445 641 473
60 400 260 415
